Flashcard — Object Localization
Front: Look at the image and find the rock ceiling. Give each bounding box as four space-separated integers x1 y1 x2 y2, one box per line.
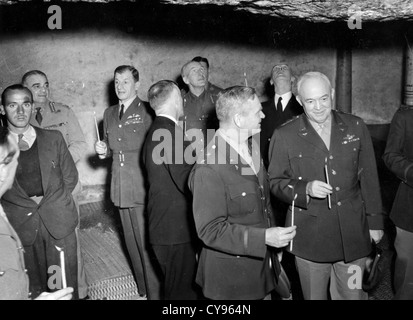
0 0 412 23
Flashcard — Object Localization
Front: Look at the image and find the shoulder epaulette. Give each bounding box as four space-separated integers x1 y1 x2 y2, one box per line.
281 115 300 127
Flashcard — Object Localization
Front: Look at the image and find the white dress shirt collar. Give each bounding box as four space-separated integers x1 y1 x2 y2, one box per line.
274 91 292 111
119 94 137 114
9 125 37 148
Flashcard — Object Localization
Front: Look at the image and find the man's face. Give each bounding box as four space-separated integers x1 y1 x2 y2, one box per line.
183 62 206 89
239 94 265 135
0 135 19 196
298 77 333 124
1 89 33 131
198 61 209 82
23 74 50 104
114 70 139 102
271 64 292 86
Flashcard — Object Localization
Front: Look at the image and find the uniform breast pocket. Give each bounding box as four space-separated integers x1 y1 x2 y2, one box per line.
227 182 259 216
288 153 316 178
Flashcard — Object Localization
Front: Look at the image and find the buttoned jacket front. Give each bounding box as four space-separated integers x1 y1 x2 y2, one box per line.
268 111 384 263
189 133 277 300
103 97 153 207
1 127 78 246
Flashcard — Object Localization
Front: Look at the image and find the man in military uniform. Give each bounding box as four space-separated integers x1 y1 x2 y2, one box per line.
268 72 384 300
189 86 296 300
0 126 73 300
383 105 413 300
95 65 160 299
180 60 222 152
22 70 88 299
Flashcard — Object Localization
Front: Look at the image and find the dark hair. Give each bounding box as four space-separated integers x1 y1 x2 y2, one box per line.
114 65 139 82
192 56 209 69
22 70 48 85
1 84 33 106
147 80 178 111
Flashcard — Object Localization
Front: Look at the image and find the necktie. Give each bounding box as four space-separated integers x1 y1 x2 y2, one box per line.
316 124 330 150
35 107 43 125
277 97 283 113
119 104 125 120
18 134 30 151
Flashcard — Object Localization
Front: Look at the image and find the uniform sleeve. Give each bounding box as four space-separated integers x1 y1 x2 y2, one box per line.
189 165 267 258
268 129 309 209
65 108 87 164
57 131 78 193
102 109 112 158
383 112 413 188
358 120 384 229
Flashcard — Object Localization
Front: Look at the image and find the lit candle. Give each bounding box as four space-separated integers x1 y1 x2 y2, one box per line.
244 72 248 87
324 157 331 209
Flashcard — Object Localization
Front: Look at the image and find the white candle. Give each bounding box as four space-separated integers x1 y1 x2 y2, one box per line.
55 246 67 289
290 193 298 251
94 111 100 142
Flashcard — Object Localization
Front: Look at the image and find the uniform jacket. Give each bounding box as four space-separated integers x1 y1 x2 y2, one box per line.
383 107 413 232
0 208 29 300
30 100 87 164
102 96 154 207
189 133 277 300
180 83 222 147
142 116 197 245
260 94 303 169
1 127 78 246
268 111 384 263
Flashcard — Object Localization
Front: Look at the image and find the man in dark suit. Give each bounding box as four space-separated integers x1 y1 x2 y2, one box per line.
0 125 74 300
0 84 79 299
383 105 413 300
143 80 199 299
94 65 160 299
260 64 303 169
268 72 384 300
189 86 296 300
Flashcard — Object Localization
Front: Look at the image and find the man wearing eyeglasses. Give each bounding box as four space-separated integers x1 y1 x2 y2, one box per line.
0 84 79 299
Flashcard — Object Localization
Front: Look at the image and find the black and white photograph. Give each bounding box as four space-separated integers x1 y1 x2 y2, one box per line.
0 0 412 311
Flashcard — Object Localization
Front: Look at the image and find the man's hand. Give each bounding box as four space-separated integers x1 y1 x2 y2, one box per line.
265 226 296 248
370 229 384 244
306 180 332 199
35 287 74 300
95 141 107 159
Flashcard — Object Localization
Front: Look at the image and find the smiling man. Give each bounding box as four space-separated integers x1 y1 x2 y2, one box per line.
189 86 296 300
0 84 79 299
94 65 160 299
268 72 384 300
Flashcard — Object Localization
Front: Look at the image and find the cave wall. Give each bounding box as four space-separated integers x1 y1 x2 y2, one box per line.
0 3 410 191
